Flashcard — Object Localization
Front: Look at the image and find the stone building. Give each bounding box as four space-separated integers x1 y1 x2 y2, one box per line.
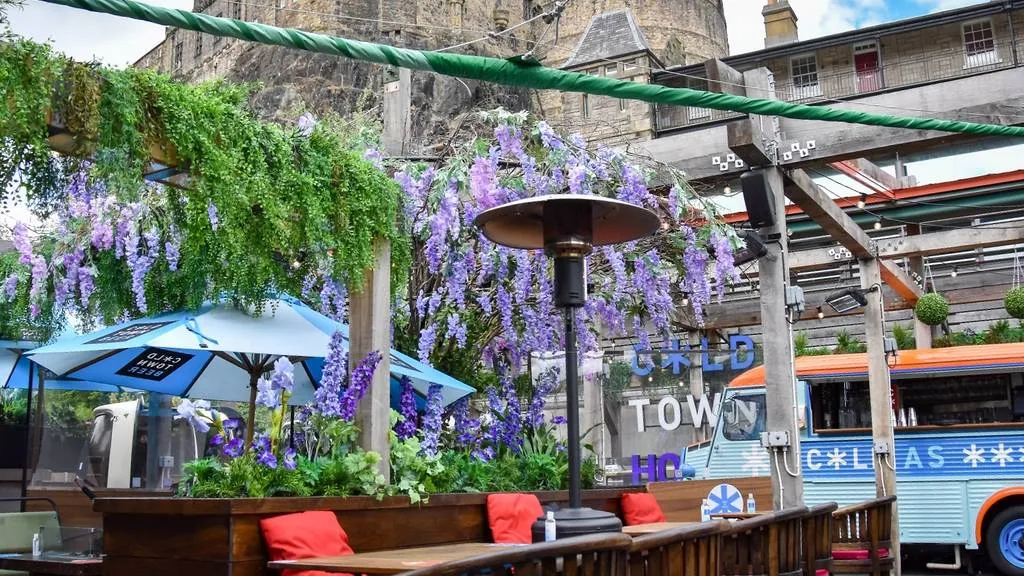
134 0 729 149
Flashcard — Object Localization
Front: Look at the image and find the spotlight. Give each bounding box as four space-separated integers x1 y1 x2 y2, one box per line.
732 229 768 266
817 306 825 320
825 287 876 314
951 266 958 278
857 194 866 209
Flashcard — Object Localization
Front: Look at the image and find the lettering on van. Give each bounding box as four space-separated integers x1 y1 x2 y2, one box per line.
797 437 1024 479
115 347 195 381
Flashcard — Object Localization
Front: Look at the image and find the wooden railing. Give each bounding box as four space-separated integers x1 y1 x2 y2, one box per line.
720 507 806 576
627 521 728 576
832 495 897 576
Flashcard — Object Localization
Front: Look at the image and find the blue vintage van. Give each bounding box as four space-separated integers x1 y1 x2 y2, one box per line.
684 343 1024 575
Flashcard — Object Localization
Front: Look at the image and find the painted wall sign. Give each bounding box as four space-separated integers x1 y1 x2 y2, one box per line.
631 452 682 484
116 347 194 381
628 393 723 432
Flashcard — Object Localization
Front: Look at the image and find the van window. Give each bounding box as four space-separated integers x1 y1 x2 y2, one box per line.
722 394 765 441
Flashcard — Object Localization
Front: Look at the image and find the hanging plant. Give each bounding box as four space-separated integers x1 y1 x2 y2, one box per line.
915 292 949 326
1005 287 1024 319
0 39 407 335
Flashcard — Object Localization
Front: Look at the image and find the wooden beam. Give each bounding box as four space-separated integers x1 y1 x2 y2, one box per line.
785 168 922 303
846 158 900 190
726 67 774 167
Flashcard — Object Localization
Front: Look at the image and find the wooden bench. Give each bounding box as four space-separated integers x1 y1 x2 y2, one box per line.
831 496 896 576
626 520 728 576
646 478 773 522
721 507 807 576
398 533 634 576
802 503 837 576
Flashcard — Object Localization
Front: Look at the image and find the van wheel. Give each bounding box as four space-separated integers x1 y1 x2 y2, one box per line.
987 506 1024 576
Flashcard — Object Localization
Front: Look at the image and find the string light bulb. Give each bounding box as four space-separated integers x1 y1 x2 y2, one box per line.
817 306 825 320
951 266 959 278
291 260 302 270
787 228 793 237
857 194 867 209
873 218 883 230
723 186 732 195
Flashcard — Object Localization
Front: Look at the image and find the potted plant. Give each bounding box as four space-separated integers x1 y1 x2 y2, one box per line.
1005 287 1024 319
915 293 950 326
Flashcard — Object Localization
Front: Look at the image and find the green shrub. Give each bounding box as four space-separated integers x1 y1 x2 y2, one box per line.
1005 287 1024 319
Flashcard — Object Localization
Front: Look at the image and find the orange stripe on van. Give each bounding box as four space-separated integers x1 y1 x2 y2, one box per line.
976 488 1024 544
728 343 1024 388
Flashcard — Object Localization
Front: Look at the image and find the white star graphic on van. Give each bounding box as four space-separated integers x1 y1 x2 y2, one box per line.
826 448 848 470
1019 447 1024 463
962 444 986 467
740 445 770 476
990 444 1014 467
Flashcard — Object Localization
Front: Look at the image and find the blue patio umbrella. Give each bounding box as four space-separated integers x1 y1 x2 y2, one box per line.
0 340 125 393
25 296 475 439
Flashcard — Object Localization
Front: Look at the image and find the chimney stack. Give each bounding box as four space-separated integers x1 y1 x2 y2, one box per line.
763 0 798 48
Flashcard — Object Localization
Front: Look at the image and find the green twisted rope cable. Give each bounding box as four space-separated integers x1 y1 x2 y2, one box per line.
39 0 1024 139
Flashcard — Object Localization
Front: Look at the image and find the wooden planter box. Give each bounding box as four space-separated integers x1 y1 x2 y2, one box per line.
96 488 640 576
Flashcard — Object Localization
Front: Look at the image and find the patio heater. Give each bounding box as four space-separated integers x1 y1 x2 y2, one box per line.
474 194 659 539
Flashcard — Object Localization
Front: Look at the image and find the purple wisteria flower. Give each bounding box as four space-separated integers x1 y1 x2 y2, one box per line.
207 200 219 231
297 112 317 138
338 351 382 421
313 331 347 417
681 226 711 322
175 399 212 433
551 415 567 425
77 266 96 306
13 222 32 265
527 366 560 429
420 384 444 457
711 231 741 300
417 322 437 364
395 376 417 441
493 123 524 158
3 274 17 301
28 255 47 320
363 148 384 169
165 231 181 272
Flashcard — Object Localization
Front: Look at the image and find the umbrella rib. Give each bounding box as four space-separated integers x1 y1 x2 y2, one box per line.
213 351 248 371
49 348 123 378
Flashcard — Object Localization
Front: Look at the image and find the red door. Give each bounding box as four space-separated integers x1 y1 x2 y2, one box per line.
855 49 881 93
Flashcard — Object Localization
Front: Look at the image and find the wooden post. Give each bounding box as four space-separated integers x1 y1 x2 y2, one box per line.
859 257 900 574
905 224 931 349
757 167 804 510
349 67 408 473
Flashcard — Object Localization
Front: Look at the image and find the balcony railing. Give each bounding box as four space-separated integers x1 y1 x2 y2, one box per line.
654 38 1019 134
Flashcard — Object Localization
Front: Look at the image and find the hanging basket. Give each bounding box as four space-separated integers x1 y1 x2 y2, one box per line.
915 293 949 326
1005 287 1024 319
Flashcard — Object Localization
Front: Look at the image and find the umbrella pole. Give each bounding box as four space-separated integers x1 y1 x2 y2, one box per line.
245 372 258 450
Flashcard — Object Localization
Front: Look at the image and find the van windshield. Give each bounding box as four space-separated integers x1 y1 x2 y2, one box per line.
722 393 765 441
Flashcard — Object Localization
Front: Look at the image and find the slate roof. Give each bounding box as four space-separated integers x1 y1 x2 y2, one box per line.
561 9 651 69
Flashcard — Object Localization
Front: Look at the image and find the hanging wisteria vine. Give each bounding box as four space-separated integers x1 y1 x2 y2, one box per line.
392 109 741 378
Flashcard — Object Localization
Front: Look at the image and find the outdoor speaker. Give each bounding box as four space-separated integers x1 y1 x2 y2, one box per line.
741 170 776 228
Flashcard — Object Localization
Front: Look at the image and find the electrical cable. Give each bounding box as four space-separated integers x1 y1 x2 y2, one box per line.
37 0 1024 140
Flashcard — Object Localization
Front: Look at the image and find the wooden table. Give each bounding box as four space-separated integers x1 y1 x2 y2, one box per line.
268 542 527 574
0 553 103 576
622 521 700 535
712 512 762 521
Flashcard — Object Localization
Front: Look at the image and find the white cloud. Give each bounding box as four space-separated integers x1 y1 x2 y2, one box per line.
7 0 191 66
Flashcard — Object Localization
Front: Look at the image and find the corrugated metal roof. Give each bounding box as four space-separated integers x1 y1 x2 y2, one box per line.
562 9 650 69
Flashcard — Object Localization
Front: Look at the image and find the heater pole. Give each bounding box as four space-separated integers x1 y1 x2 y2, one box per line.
563 306 582 509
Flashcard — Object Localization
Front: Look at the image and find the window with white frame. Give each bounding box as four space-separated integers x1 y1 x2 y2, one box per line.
605 64 618 76
790 54 822 99
962 19 998 68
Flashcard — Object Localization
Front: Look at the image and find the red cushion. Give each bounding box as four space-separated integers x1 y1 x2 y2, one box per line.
833 548 890 561
486 493 544 544
816 570 830 576
260 511 355 576
620 493 667 526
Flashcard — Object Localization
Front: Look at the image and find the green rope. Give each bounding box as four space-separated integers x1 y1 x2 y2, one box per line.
40 0 1024 139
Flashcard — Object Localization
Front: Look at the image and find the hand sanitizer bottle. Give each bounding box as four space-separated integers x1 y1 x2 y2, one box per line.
700 499 711 522
746 493 756 513
544 511 557 542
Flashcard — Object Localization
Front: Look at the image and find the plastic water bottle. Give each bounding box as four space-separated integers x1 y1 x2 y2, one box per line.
544 511 557 542
746 493 756 514
32 532 41 557
700 499 711 522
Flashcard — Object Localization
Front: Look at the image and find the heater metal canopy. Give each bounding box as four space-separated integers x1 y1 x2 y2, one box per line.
473 194 660 250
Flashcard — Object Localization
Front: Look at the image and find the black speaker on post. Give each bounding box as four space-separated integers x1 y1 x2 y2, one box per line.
741 170 776 229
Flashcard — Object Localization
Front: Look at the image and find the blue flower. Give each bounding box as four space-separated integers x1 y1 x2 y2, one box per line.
253 434 277 469
222 437 244 458
222 418 240 430
420 384 444 457
551 416 567 425
174 399 211 433
283 447 297 470
270 357 295 394
394 377 418 441
208 433 225 447
255 377 280 409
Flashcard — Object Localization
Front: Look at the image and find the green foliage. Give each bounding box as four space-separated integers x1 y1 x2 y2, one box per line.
833 330 867 354
914 293 949 326
0 389 27 425
891 323 916 350
793 331 831 357
0 39 407 329
177 454 311 498
1005 287 1024 319
602 361 634 400
933 320 1024 348
388 434 445 504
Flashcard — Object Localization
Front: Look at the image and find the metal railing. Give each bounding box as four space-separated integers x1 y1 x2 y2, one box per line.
654 38 1019 133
